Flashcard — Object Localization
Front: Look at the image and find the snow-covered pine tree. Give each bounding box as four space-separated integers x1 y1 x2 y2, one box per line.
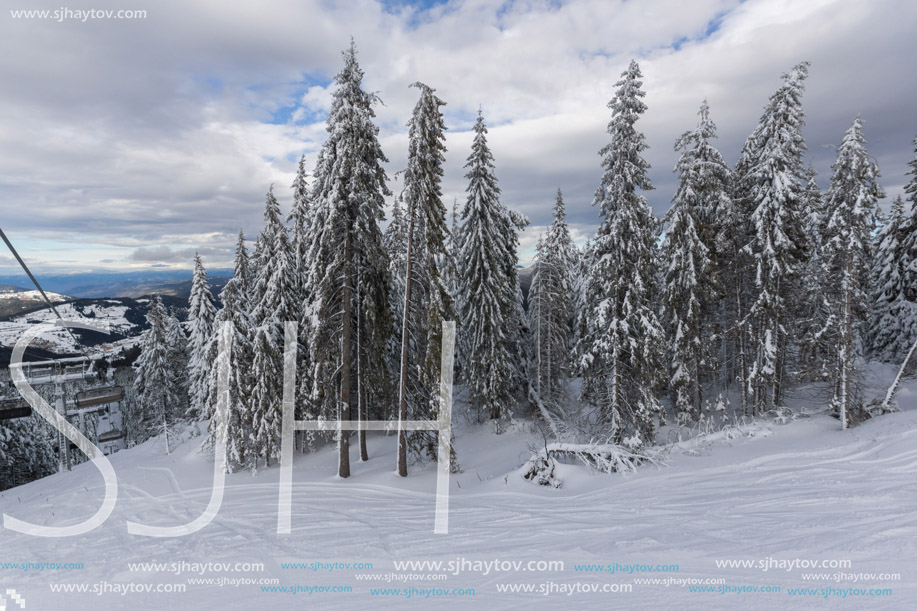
528 189 577 414
233 229 251 299
134 295 181 450
287 155 318 453
203 231 254 470
820 117 884 427
384 195 409 345
443 198 462 303
165 307 189 422
873 136 917 365
0 416 56 491
251 186 296 328
288 154 312 303
798 164 835 381
247 187 296 468
306 42 391 478
248 322 280 471
457 111 526 430
870 196 917 362
662 101 729 423
734 62 811 414
575 60 664 445
186 254 216 420
396 82 454 473
206 275 254 472
903 136 917 302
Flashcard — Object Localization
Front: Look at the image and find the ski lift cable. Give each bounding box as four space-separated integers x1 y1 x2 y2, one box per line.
0 226 86 355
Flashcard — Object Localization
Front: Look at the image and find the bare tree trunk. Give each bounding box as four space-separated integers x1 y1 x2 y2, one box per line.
839 257 852 430
357 266 368 462
397 198 417 477
339 230 352 479
736 281 749 418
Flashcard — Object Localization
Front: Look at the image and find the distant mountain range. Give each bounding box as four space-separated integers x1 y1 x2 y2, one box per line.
0 270 232 300
0 294 189 366
0 284 70 317
0 270 229 363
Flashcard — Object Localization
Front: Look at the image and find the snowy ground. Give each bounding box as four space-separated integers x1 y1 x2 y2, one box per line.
1 377 915 609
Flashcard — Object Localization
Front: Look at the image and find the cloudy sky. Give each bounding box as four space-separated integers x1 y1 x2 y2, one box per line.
0 0 914 273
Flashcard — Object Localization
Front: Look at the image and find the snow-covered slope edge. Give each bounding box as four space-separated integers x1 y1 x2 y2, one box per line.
0 384 914 610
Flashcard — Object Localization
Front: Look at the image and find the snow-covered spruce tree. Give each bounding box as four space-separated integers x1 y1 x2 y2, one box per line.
287 155 318 453
206 275 254 472
528 189 577 418
384 195 409 346
203 234 254 470
662 101 728 423
797 164 835 381
903 136 917 304
734 62 811 414
251 186 297 328
248 187 296 469
443 198 462 303
186 254 216 420
457 111 527 430
819 118 884 427
134 295 181 450
575 60 664 446
165 308 189 419
288 154 312 303
306 42 392 478
870 196 917 362
872 137 917 364
248 322 280 472
233 229 252 299
396 82 455 473
113 366 143 448
0 417 56 491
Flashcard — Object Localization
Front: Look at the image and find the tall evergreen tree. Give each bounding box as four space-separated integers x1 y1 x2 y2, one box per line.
251 187 296 328
0 417 56 491
457 111 525 430
870 195 917 362
288 155 317 453
662 101 733 421
288 154 312 302
443 198 462 303
798 164 834 380
206 275 254 472
396 82 454 473
186 254 216 420
134 295 181 450
247 187 296 468
233 230 251 299
575 60 664 445
165 308 189 420
903 136 917 300
873 136 917 364
306 42 391 477
735 62 810 414
528 189 577 412
820 117 884 427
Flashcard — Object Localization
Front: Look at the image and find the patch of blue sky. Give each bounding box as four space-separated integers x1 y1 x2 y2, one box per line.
380 0 452 29
662 7 733 53
260 76 332 126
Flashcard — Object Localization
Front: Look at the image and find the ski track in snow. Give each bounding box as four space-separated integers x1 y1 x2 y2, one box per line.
1 389 915 609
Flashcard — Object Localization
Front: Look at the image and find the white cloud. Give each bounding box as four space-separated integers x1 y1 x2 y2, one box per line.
0 0 914 270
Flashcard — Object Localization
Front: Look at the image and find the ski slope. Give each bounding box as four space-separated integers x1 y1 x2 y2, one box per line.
0 381 915 609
